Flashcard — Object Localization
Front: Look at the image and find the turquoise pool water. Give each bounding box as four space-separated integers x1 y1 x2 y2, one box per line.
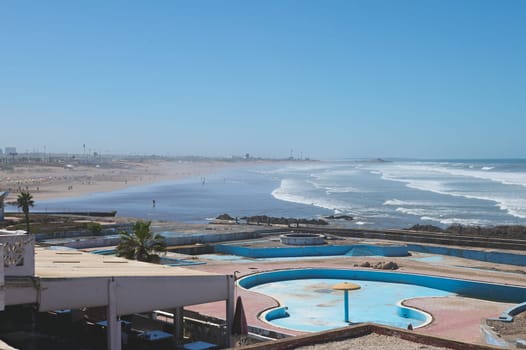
199 253 360 263
251 278 452 332
405 255 445 263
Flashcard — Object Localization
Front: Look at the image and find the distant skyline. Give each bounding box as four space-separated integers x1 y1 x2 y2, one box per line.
1 1 525 160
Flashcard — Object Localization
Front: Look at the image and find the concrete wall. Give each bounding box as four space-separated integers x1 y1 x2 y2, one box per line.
236 323 505 350
408 244 526 266
0 245 4 311
163 229 277 246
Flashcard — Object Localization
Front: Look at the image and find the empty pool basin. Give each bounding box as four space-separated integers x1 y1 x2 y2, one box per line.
238 268 526 332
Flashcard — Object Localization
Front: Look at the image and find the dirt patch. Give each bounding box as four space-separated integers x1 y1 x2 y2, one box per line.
487 312 526 344
293 333 454 350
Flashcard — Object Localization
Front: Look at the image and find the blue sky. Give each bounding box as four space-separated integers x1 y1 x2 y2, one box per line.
1 1 525 159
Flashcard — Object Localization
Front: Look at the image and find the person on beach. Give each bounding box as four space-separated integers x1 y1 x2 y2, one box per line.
152 199 156 208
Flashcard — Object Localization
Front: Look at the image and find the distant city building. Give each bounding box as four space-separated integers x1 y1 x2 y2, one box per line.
5 147 16 155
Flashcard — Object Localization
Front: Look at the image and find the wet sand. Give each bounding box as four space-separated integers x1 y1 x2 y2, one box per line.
1 159 251 203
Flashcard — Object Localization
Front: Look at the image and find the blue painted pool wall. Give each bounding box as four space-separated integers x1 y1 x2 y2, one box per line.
215 244 408 258
397 305 427 322
216 242 526 266
408 244 526 266
264 307 290 322
215 244 348 258
239 269 526 303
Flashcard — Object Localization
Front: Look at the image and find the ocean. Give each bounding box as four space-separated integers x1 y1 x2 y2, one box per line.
29 159 526 229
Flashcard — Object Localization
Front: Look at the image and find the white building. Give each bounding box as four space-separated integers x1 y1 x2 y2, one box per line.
0 231 235 350
4 147 16 155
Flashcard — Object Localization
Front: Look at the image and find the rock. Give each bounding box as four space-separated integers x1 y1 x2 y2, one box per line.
242 215 328 226
381 261 399 270
325 215 354 221
370 261 399 270
405 224 444 232
359 262 371 267
216 213 235 221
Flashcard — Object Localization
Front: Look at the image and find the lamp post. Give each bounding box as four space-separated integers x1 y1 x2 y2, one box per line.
332 282 361 323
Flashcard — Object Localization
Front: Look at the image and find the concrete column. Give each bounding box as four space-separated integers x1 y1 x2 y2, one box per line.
0 245 4 311
174 307 184 345
344 290 349 323
225 274 235 348
107 277 121 350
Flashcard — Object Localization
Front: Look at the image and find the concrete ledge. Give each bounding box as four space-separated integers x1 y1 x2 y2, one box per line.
232 323 505 350
490 301 526 322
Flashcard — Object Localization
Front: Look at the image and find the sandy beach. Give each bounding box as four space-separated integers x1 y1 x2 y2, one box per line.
0 159 240 203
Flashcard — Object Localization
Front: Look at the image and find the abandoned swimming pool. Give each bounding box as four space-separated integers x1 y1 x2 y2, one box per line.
238 268 526 332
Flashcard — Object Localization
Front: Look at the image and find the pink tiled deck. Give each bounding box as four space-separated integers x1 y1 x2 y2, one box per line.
184 253 526 343
404 296 515 343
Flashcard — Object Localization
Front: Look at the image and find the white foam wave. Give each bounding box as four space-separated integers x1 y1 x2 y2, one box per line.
409 181 526 219
307 176 361 194
395 207 429 216
436 217 493 226
271 179 353 213
481 166 494 171
420 216 438 222
397 208 494 226
325 186 359 194
383 199 407 206
376 165 526 219
254 163 333 175
390 163 526 188
419 215 491 226
354 221 372 226
383 199 431 206
306 180 323 189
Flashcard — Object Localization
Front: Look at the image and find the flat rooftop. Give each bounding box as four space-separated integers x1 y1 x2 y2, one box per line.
34 246 216 278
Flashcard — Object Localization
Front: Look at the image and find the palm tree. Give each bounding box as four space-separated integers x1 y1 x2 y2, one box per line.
16 191 34 233
116 221 166 263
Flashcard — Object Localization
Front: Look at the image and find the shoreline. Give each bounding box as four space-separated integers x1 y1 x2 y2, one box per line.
1 159 272 204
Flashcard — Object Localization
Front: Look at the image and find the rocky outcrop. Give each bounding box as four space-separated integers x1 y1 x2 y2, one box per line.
377 261 399 270
215 213 235 221
406 223 526 239
355 261 399 270
406 224 444 232
241 215 328 226
325 215 354 221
